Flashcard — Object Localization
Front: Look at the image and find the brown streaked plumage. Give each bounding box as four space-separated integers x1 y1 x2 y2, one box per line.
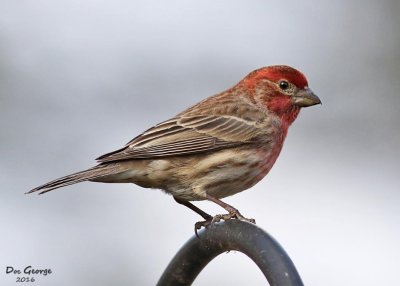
28 65 321 231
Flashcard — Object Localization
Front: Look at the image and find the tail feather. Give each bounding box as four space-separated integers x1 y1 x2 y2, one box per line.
27 164 121 195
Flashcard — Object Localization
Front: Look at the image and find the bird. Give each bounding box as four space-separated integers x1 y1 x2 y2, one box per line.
28 65 321 231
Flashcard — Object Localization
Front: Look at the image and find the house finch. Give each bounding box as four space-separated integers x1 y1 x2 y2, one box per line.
28 65 320 231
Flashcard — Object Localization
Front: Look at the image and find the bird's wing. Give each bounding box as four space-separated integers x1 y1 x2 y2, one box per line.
96 114 265 163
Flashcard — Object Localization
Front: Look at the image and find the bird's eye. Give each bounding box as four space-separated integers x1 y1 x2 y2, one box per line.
279 80 290 91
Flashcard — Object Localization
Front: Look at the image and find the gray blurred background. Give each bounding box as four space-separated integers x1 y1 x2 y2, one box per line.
1 0 399 285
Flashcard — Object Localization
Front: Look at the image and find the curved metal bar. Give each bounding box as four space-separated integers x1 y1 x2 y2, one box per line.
157 220 303 286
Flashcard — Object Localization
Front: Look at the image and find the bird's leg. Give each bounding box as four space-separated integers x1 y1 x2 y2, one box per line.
174 195 256 236
173 197 212 220
173 197 213 237
205 193 256 224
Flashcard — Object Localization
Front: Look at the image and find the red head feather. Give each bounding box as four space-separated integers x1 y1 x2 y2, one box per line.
241 65 310 126
245 65 308 89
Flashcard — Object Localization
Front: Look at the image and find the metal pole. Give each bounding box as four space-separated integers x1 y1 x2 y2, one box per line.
157 220 303 286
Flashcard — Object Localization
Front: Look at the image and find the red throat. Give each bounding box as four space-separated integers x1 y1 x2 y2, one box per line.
267 97 300 125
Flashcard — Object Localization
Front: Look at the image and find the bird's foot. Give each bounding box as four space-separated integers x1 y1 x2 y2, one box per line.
194 219 212 237
194 209 255 237
232 211 256 224
223 206 256 224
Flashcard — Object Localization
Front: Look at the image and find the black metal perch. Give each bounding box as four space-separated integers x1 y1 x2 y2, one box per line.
157 220 303 286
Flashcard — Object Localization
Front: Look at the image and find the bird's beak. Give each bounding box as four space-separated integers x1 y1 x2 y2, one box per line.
292 88 321 107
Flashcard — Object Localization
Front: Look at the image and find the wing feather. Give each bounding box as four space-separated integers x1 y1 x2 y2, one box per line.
97 113 267 163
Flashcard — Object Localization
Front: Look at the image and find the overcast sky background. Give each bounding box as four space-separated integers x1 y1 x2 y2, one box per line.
1 0 399 285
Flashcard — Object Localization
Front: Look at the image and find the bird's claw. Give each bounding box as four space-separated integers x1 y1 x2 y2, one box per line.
234 212 256 224
194 211 255 238
194 219 212 237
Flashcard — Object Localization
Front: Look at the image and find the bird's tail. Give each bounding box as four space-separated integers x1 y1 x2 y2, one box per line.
27 164 122 195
